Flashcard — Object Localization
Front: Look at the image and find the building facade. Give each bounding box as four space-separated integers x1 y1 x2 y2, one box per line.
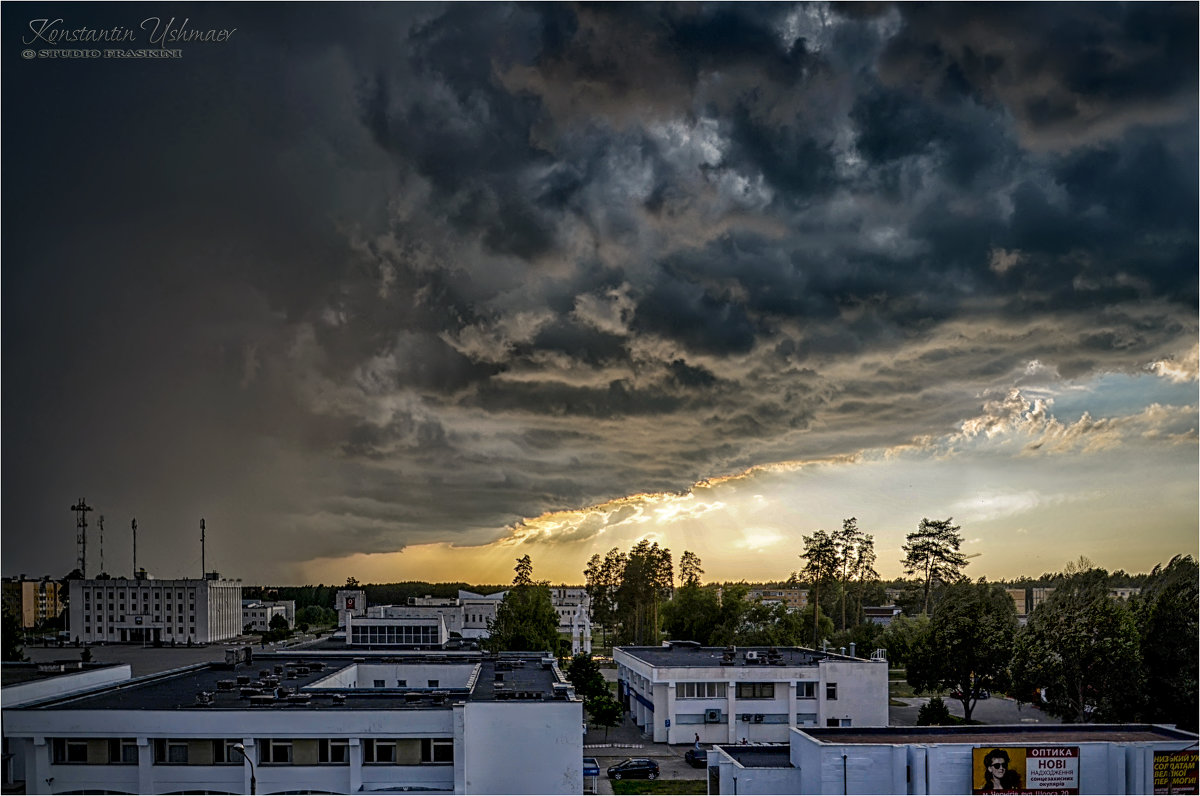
68 577 243 645
3 651 583 795
710 724 1198 795
746 588 809 611
614 643 888 746
242 600 296 632
1 577 65 629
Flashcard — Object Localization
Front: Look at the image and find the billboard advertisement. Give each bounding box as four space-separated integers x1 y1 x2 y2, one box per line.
972 746 1079 794
1154 751 1199 795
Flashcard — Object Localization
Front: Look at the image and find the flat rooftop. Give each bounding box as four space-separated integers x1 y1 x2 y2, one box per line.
1 661 126 688
802 724 1198 745
716 743 793 768
8 652 571 711
617 644 859 668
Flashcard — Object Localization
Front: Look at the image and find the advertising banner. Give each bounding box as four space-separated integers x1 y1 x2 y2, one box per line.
972 746 1079 794
1154 751 1199 795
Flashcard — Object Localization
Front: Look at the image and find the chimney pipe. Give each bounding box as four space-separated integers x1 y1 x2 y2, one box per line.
849 643 856 658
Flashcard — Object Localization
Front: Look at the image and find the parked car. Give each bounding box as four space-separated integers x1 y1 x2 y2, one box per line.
607 758 660 780
685 747 708 768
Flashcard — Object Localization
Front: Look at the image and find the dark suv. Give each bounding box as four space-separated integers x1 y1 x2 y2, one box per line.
685 747 708 768
607 758 660 780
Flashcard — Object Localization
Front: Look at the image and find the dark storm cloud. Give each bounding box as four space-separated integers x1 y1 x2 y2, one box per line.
3 2 1195 579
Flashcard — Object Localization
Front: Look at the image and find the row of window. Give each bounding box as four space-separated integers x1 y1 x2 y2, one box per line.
674 681 837 700
52 738 454 766
350 626 439 645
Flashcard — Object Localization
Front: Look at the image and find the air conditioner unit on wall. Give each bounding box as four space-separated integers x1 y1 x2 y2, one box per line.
741 714 752 722
704 709 722 723
753 714 764 723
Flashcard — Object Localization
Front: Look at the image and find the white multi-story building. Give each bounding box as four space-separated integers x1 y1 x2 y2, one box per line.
615 643 888 745
3 651 584 795
68 577 242 645
242 600 295 632
709 724 1198 795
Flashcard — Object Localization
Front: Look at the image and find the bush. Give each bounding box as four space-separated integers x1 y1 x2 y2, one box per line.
917 696 954 726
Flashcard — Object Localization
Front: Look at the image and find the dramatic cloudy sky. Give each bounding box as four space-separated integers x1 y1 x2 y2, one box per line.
4 3 1197 586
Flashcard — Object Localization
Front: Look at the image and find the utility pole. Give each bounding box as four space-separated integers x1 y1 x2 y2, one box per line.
71 499 93 578
201 518 206 580
132 518 138 578
98 515 104 575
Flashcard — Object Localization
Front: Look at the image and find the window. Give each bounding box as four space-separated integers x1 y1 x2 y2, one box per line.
427 679 439 687
397 680 407 687
796 681 817 699
826 718 840 727
826 683 838 700
211 740 241 764
262 740 293 764
736 682 775 699
421 739 454 764
319 739 350 764
374 679 386 688
676 682 726 699
108 739 137 764
796 712 818 726
154 739 189 764
363 739 396 764
53 739 89 764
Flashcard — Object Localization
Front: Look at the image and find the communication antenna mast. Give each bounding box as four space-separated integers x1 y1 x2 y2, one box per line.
98 515 105 575
71 499 93 578
200 518 206 580
132 518 138 578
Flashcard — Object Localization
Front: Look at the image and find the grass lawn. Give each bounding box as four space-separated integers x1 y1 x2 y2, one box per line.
889 680 920 699
611 780 708 795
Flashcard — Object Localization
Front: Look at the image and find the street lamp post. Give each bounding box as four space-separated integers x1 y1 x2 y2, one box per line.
232 743 256 795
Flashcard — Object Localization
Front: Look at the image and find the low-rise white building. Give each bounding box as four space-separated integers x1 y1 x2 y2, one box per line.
615 643 888 745
709 724 1198 795
242 600 295 632
3 651 584 795
68 576 242 645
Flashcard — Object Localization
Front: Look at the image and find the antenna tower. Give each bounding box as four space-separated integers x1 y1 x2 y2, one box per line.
71 498 93 578
132 518 138 577
98 515 105 574
200 518 206 580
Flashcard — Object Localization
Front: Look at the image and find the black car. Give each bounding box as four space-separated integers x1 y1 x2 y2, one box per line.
685 748 708 768
607 758 660 780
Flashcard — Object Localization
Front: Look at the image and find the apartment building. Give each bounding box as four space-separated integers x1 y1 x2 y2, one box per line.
2 650 583 795
1 577 65 629
615 643 888 746
746 588 809 611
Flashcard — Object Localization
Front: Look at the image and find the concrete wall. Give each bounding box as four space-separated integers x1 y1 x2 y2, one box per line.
460 701 583 794
718 762 797 795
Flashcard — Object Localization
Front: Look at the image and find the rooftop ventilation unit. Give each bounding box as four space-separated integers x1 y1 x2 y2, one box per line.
744 651 759 662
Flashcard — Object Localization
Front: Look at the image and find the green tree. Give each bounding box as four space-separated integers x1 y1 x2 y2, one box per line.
794 603 835 648
1012 567 1142 723
679 550 704 588
902 518 969 614
800 530 838 645
487 558 559 652
2 611 26 662
661 584 722 645
616 541 673 645
585 694 624 739
566 653 608 701
878 613 930 668
585 548 626 647
268 614 290 632
906 581 1017 721
1132 555 1198 731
